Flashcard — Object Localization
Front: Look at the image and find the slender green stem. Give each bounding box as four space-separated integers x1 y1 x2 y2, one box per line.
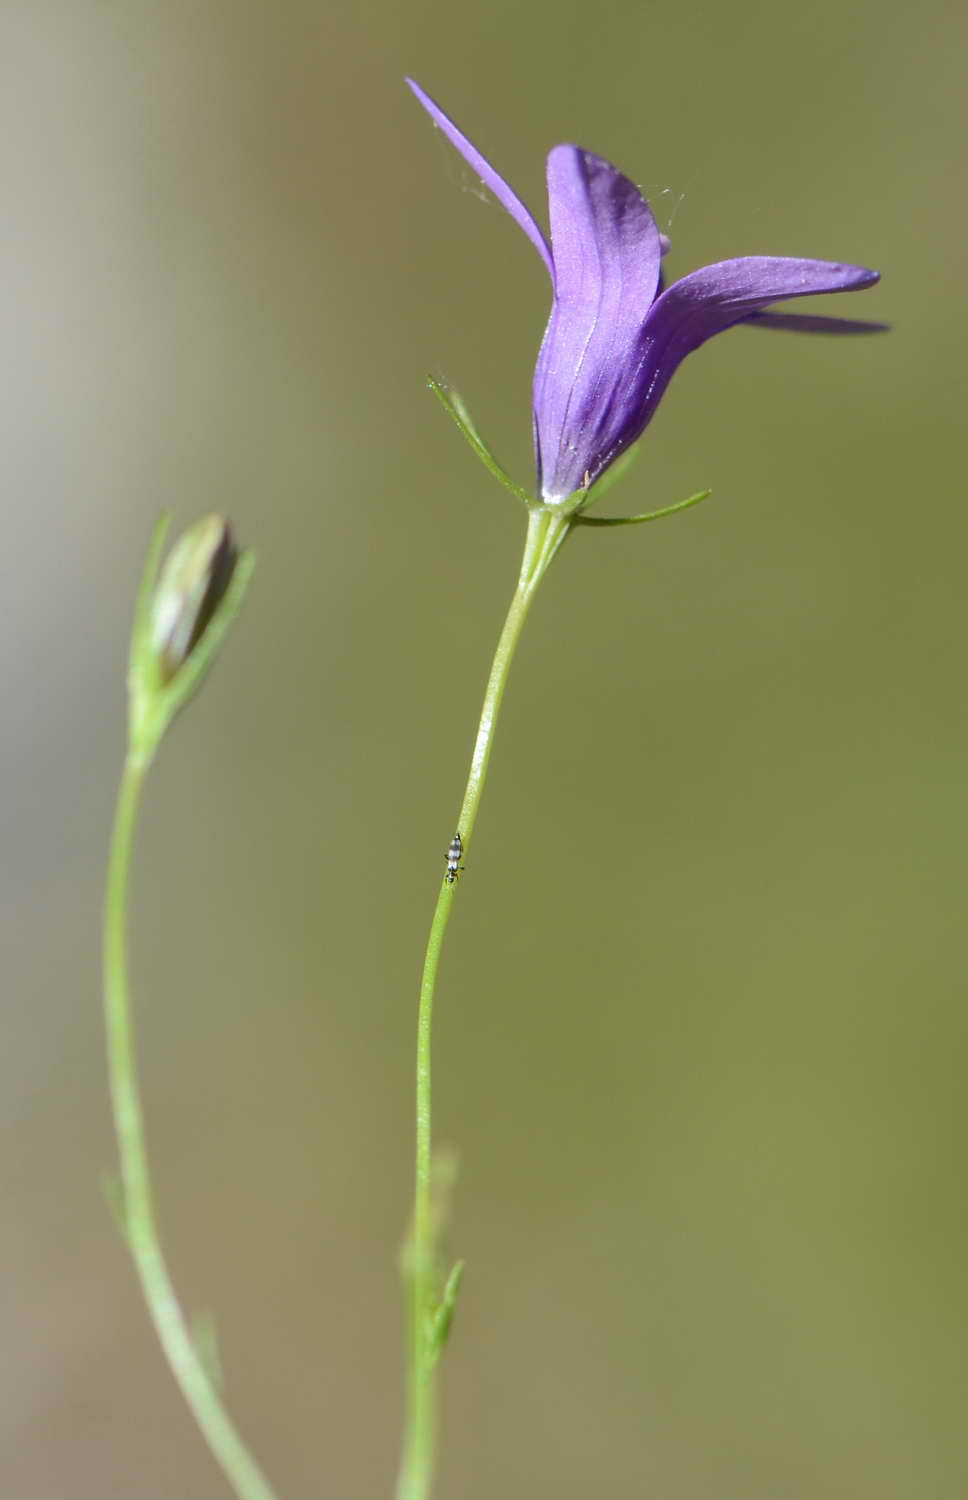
396 506 571 1500
103 753 281 1500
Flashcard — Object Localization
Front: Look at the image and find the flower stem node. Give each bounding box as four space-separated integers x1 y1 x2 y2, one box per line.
127 513 255 764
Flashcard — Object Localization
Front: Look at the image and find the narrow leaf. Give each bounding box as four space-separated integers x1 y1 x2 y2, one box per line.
575 488 712 528
428 377 531 503
429 1259 465 1364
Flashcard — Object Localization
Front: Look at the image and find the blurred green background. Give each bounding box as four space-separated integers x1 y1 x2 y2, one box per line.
2 1 965 1496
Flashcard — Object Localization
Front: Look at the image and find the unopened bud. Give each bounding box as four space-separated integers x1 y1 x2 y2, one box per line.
149 515 238 684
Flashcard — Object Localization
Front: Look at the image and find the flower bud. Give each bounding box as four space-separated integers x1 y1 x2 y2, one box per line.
149 515 238 684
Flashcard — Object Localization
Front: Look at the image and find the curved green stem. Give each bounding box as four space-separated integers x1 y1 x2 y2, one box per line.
396 506 571 1500
103 754 281 1500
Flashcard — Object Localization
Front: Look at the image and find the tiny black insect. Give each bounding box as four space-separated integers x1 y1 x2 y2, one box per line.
445 832 464 884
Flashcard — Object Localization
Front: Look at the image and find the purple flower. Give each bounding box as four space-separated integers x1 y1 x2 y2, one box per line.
408 80 882 506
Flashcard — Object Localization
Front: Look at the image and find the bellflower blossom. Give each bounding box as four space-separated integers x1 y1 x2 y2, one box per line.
407 80 881 506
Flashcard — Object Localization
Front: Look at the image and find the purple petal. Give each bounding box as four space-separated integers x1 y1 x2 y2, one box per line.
600 257 881 455
406 79 553 277
645 255 878 354
533 146 664 501
743 309 889 335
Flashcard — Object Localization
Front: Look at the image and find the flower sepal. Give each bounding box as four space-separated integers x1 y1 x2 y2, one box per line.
428 376 531 504
574 487 713 529
576 443 642 511
127 513 255 765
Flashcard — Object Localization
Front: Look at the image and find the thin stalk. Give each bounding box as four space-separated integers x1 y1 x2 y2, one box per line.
103 754 280 1500
396 505 572 1500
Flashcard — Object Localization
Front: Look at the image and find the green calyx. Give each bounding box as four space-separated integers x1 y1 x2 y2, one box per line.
428 379 712 532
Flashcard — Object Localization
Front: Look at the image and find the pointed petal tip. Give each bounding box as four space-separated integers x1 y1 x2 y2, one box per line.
820 261 880 291
782 260 881 296
847 264 880 289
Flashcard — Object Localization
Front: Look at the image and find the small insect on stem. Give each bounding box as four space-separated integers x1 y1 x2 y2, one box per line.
445 832 464 885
